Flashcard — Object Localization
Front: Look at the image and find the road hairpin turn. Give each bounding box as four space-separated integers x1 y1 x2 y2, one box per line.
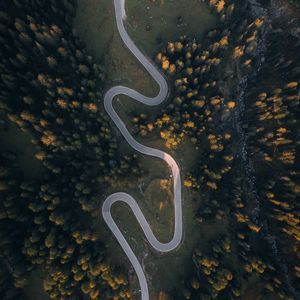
102 1 183 299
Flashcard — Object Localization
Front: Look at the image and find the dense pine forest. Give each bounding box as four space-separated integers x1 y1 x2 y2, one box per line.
0 0 136 299
0 0 299 299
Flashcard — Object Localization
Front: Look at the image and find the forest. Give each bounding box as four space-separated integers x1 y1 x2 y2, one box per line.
0 0 299 299
0 0 138 299
133 0 300 299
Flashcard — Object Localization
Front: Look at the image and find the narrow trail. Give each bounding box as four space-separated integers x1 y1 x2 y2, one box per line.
101 1 183 299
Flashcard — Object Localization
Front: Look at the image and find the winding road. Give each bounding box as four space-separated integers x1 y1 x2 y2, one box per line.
102 1 183 299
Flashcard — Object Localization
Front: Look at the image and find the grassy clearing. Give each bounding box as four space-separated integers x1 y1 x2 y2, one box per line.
73 0 216 97
74 0 157 96
126 0 216 56
74 0 217 297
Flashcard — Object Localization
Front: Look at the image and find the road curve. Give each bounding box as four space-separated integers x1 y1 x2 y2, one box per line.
102 1 183 299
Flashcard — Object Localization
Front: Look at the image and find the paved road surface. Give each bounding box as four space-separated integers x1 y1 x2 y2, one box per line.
102 1 183 299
